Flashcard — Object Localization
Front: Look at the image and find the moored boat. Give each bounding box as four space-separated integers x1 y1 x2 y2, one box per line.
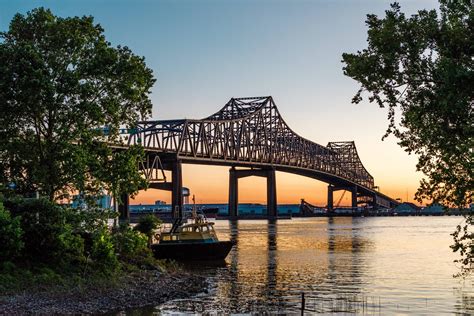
151 214 234 261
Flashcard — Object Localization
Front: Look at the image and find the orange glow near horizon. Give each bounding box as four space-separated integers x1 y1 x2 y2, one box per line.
131 164 425 206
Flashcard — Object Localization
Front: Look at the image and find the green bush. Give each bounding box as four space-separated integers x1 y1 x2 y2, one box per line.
33 267 63 286
67 206 117 234
113 224 149 259
0 202 24 261
1 261 16 273
57 223 86 268
0 271 17 293
90 228 120 275
0 197 169 286
4 198 85 266
134 214 162 246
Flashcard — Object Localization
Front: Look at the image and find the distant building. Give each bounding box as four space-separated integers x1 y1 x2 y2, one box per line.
72 194 111 209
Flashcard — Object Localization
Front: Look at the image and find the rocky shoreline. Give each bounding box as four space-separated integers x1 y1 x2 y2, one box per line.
0 270 207 315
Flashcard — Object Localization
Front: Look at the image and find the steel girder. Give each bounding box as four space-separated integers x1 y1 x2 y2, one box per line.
327 141 374 189
127 96 375 191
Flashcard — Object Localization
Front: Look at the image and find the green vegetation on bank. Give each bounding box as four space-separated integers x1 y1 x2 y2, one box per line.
0 198 169 295
0 7 162 294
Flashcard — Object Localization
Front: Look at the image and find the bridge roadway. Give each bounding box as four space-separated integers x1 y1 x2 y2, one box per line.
117 96 400 219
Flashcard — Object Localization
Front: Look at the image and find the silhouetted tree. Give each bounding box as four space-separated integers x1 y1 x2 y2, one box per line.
342 1 473 276
0 8 155 201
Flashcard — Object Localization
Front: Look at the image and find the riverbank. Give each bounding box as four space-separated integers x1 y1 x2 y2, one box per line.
0 269 207 315
0 199 209 314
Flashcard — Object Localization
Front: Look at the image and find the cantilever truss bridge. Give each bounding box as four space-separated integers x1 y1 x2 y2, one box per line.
124 96 398 217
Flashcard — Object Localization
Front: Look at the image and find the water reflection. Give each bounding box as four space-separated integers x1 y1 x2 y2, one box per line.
455 285 474 314
222 219 238 311
157 218 372 313
153 217 474 314
266 219 278 306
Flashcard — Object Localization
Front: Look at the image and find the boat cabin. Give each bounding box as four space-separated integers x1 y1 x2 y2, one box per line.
160 221 219 243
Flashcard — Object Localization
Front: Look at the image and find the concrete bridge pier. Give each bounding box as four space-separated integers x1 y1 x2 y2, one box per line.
327 185 334 211
266 170 277 217
371 193 379 210
171 160 183 219
118 158 184 221
327 185 358 210
146 156 183 219
228 167 277 218
351 186 358 208
229 167 238 217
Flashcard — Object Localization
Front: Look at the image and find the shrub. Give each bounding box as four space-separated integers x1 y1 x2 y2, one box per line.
0 202 24 261
3 198 85 267
67 206 118 234
90 228 120 275
33 267 63 286
134 214 162 246
57 223 86 268
1 261 16 273
0 197 168 280
113 224 149 259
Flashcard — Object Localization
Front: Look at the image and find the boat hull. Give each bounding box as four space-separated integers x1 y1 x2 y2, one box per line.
151 241 234 261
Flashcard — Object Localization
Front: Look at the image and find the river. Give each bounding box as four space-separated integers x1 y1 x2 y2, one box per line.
134 216 474 314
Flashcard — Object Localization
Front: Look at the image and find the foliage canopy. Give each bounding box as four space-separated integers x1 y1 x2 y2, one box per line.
342 0 473 276
342 0 473 208
0 8 155 200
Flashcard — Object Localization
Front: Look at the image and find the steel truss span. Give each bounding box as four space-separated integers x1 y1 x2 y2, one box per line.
127 96 395 204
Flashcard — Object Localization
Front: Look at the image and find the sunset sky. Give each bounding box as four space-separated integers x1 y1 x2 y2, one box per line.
1 0 439 206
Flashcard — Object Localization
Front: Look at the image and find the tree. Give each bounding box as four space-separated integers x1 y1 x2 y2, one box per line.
0 8 155 201
342 1 473 275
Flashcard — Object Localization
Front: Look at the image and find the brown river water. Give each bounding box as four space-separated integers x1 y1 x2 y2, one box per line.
128 217 474 315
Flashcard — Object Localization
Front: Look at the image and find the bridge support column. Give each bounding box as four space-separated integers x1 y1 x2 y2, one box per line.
371 193 378 211
266 169 277 218
229 167 238 217
228 167 277 218
327 185 334 211
328 185 359 210
171 160 183 219
351 186 358 209
118 193 130 223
